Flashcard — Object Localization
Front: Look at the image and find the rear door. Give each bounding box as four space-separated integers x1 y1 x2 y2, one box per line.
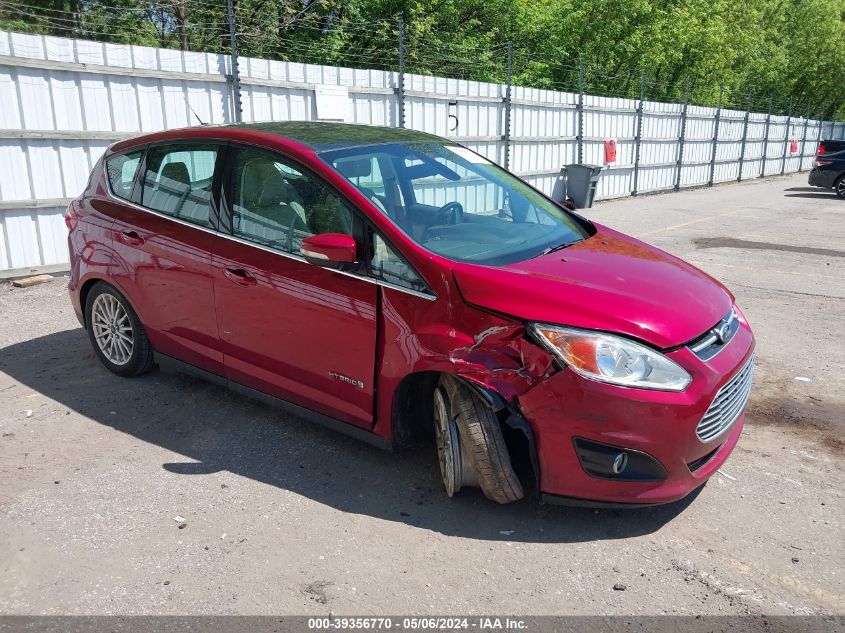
212 144 378 428
108 142 225 375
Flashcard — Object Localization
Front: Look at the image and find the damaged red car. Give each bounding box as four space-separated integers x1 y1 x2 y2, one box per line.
67 122 755 507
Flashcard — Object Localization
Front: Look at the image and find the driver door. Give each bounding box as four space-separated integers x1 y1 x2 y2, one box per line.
212 145 378 429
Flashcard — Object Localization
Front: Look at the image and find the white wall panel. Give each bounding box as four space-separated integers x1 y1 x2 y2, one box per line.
4 211 40 269
0 142 32 199
37 208 68 265
28 140 64 198
0 29 838 271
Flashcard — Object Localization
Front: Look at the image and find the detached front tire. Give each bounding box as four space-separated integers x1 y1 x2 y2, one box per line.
84 282 154 377
434 375 524 504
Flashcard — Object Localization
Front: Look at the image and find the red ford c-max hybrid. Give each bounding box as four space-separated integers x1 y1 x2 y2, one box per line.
67 122 755 507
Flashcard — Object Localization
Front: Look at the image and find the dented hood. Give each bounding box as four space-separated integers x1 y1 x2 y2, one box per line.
452 224 732 349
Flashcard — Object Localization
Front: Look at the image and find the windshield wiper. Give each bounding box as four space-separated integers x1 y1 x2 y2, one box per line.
535 241 577 258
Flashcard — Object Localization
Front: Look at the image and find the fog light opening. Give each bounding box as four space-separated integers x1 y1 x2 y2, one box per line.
573 438 668 482
612 452 628 474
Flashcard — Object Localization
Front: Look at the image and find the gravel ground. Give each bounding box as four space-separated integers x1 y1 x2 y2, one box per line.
0 173 842 616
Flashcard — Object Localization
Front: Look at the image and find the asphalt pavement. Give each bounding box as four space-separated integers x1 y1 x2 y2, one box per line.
0 173 842 616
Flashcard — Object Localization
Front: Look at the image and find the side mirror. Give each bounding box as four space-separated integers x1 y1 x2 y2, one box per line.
300 233 357 269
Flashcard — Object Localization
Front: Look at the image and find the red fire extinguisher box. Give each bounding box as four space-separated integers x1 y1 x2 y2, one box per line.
604 137 617 164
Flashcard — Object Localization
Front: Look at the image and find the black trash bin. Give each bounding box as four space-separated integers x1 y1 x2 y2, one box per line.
564 164 603 209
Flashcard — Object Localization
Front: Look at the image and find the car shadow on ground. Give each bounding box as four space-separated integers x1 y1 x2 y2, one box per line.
783 187 839 200
1 328 700 543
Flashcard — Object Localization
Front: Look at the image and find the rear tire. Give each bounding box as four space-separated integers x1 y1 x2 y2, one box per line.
835 175 845 199
84 282 154 377
435 376 524 504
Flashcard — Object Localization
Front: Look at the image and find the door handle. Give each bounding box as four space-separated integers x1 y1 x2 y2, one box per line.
120 230 144 246
223 267 257 286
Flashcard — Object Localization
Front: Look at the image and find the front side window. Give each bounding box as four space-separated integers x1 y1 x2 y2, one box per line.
369 230 427 294
229 147 353 255
140 144 218 226
322 143 592 265
105 150 143 200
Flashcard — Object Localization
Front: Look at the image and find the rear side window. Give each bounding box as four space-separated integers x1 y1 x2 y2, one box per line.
105 150 143 200
141 144 218 226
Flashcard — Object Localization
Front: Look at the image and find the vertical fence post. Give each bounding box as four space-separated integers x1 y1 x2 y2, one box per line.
760 96 772 178
798 102 810 172
780 95 792 175
577 56 584 164
737 92 751 182
815 112 825 156
397 17 406 129
708 84 723 187
674 80 690 192
632 70 646 196
226 0 242 123
503 42 513 170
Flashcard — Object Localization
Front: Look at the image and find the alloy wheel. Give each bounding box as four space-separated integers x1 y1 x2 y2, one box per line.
433 387 479 496
433 387 462 497
91 293 134 366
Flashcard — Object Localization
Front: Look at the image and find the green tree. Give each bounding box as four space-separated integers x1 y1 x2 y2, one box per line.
2 0 842 118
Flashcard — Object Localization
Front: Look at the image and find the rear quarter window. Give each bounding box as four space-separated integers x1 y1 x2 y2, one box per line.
105 150 143 200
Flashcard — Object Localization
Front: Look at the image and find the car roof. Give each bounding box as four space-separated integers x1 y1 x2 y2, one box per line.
233 121 443 152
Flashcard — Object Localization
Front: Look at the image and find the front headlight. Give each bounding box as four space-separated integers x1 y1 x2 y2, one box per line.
529 323 692 392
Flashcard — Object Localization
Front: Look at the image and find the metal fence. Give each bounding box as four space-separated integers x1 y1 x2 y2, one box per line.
1 29 844 274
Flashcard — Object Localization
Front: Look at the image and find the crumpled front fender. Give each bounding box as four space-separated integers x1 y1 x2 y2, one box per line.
375 289 556 440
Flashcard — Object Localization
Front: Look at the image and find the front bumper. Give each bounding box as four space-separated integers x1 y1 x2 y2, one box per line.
518 319 755 506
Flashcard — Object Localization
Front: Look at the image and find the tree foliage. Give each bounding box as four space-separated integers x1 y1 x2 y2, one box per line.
2 0 843 118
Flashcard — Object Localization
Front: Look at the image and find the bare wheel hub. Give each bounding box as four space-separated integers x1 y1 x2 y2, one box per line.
433 387 477 496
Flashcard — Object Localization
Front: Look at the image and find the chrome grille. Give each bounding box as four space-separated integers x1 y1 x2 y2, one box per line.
696 355 754 442
688 309 739 361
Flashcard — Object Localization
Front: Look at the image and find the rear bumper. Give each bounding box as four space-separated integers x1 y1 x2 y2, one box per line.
67 272 84 327
808 168 835 188
70 292 84 326
519 320 755 506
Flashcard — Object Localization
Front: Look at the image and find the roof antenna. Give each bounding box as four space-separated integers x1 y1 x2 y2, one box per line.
185 99 206 126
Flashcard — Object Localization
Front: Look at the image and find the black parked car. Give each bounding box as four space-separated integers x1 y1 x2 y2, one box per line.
808 150 845 198
818 139 845 156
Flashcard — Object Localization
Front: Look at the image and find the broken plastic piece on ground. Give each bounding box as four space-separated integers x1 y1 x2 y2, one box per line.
717 469 736 481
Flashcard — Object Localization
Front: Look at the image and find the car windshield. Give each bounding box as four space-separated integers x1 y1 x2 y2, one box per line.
320 142 592 265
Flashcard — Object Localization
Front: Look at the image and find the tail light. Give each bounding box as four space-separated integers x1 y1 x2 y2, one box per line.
815 159 832 167
817 143 825 156
64 201 79 231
